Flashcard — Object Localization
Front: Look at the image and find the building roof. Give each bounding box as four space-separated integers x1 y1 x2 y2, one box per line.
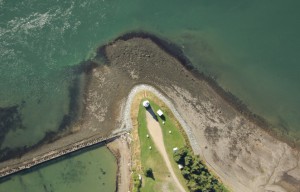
178 164 184 170
157 109 163 116
143 100 150 108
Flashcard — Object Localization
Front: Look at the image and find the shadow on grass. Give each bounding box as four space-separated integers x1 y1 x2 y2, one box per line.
159 114 166 121
146 106 158 121
145 170 155 181
149 173 155 180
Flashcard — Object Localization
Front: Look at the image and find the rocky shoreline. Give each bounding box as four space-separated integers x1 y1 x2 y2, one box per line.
104 31 296 149
0 132 124 178
0 33 299 191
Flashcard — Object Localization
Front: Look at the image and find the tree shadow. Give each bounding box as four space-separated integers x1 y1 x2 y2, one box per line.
145 168 155 180
149 172 155 180
146 106 158 121
160 114 166 121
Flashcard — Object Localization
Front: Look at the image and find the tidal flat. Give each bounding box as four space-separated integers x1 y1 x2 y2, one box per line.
0 34 299 192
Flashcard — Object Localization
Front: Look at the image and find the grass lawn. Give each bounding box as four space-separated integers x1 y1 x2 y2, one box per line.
135 101 178 192
146 100 189 190
132 91 228 192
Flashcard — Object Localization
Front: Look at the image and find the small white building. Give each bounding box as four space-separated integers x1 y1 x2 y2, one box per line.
178 164 184 170
157 109 163 116
143 100 150 108
173 147 178 152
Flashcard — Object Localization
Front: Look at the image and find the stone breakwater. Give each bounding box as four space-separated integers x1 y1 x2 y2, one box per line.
123 84 201 155
1 34 299 191
0 84 200 180
0 84 201 179
0 131 125 178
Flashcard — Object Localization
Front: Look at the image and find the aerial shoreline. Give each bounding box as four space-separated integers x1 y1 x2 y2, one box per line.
0 132 124 178
1 32 299 191
102 31 297 149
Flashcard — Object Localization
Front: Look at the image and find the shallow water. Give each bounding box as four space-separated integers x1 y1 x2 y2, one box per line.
0 0 299 185
0 145 117 192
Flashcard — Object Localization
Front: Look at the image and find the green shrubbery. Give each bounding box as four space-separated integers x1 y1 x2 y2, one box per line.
132 173 142 192
174 147 228 192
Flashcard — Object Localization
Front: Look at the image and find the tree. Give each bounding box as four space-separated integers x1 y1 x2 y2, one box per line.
132 173 141 192
184 155 193 166
144 167 154 179
181 168 190 179
173 147 189 164
174 147 229 192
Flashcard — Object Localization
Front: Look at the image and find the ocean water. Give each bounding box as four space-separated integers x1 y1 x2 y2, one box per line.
0 0 300 188
0 145 117 192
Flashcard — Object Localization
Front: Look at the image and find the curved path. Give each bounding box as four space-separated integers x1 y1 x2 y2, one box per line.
145 111 186 192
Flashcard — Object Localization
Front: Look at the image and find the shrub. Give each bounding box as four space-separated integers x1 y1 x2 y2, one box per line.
132 173 141 192
173 146 228 192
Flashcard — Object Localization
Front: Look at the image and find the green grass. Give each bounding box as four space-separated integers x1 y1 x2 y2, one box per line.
148 96 229 192
136 101 177 192
147 100 189 190
135 97 229 192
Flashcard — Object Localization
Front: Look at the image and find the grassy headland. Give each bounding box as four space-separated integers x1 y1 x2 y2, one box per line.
131 96 181 192
131 91 229 192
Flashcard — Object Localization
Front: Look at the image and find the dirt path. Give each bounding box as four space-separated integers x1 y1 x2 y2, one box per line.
107 136 131 192
145 111 186 192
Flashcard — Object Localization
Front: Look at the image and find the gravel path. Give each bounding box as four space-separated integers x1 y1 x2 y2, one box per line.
145 111 186 192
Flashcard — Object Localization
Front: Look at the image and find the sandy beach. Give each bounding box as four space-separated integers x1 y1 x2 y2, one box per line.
1 34 300 191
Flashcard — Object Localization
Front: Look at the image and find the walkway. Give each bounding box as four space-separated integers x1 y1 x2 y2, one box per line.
145 112 186 192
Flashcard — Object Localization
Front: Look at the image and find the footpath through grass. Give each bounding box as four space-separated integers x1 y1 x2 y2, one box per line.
147 100 189 190
133 99 178 192
132 91 229 192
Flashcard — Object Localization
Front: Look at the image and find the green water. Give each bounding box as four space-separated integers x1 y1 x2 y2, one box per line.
1 0 300 189
0 146 117 192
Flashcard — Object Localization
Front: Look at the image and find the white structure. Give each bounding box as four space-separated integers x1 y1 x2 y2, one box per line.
157 109 163 116
143 100 150 108
173 147 178 152
178 164 184 170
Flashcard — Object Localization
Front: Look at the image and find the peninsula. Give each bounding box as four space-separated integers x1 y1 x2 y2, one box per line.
0 33 299 192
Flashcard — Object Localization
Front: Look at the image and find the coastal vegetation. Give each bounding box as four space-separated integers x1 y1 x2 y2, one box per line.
148 96 228 192
131 91 228 192
132 173 142 192
174 147 228 192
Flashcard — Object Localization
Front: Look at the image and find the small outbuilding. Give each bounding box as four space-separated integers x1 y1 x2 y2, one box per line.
143 100 150 108
157 109 163 117
178 164 184 170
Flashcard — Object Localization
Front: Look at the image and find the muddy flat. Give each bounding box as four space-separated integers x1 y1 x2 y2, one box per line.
1 35 299 192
